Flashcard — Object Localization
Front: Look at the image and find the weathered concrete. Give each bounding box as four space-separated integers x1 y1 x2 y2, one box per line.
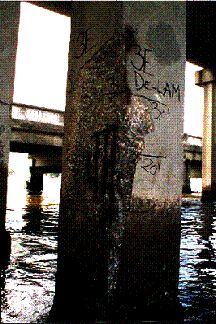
195 69 216 200
49 2 186 322
0 2 20 265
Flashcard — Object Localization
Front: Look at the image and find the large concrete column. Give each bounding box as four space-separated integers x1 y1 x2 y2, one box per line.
49 2 185 322
195 69 216 200
0 3 20 266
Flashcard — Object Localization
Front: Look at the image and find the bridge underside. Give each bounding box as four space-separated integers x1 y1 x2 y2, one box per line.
10 105 63 191
32 1 215 69
10 141 62 155
10 116 63 149
10 141 62 194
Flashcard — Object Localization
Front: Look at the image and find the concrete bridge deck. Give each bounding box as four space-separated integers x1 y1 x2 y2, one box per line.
10 102 64 151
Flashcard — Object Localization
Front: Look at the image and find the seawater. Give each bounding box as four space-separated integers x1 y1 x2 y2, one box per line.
1 174 60 323
2 171 216 322
178 196 216 321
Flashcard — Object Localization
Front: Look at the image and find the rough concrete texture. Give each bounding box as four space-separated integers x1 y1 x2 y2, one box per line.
50 2 186 322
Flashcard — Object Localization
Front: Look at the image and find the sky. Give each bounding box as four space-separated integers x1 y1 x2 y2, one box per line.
184 62 204 137
9 2 71 183
13 2 71 111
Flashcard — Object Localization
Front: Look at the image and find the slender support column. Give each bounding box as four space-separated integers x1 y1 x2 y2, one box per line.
28 160 43 195
0 3 20 268
195 69 216 200
183 159 191 193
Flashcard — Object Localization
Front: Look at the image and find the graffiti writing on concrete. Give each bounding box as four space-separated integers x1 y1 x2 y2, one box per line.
131 45 153 76
134 94 168 120
0 98 10 106
134 71 181 101
140 153 166 176
131 44 181 123
72 26 99 71
129 39 181 176
66 27 98 93
74 27 97 59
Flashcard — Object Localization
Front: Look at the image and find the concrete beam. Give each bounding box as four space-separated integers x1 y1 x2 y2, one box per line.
11 118 64 135
10 117 63 148
195 69 215 86
11 129 63 148
29 152 62 168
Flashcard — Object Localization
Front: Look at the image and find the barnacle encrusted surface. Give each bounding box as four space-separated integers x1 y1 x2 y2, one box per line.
65 27 154 299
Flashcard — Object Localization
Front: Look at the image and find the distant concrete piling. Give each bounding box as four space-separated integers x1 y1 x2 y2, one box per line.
27 152 62 195
28 159 43 195
195 69 216 201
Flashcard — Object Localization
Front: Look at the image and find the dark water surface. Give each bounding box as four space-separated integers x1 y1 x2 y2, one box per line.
2 173 216 322
178 196 216 322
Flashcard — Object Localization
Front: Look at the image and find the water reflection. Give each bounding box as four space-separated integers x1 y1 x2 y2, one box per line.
179 198 216 321
22 195 44 234
22 195 59 238
1 174 59 323
3 172 216 322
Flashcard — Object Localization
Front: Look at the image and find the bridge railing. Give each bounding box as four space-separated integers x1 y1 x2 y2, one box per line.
182 133 202 147
11 103 64 126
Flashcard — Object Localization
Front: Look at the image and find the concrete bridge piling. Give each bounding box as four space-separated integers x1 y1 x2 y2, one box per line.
0 1 190 321
48 1 186 321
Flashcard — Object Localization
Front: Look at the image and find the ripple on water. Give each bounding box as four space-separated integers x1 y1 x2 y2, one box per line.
3 188 216 322
178 198 216 320
1 191 59 323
